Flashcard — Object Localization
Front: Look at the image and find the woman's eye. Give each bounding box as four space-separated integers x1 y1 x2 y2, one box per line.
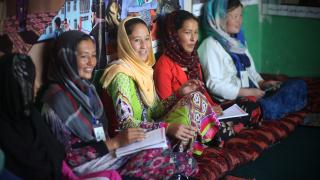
134 39 141 43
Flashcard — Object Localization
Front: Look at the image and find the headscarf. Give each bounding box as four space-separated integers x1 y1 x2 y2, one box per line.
164 10 200 80
201 0 252 81
101 17 157 107
43 30 106 142
0 54 64 180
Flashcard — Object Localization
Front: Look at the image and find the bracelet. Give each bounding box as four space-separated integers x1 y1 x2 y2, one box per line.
160 122 170 133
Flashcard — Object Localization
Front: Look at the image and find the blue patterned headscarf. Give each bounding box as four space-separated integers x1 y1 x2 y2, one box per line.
201 0 253 84
201 0 247 54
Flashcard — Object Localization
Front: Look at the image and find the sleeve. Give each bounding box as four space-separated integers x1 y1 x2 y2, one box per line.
42 105 109 167
107 73 168 130
154 56 174 100
149 91 180 120
245 49 264 87
198 37 241 100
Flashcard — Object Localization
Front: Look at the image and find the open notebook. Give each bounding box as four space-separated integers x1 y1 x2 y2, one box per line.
218 104 248 120
115 127 168 157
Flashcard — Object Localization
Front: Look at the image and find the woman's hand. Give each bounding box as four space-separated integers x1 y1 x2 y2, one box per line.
212 105 223 116
105 128 146 151
261 80 281 90
239 88 265 99
178 79 204 96
259 80 281 90
166 123 196 142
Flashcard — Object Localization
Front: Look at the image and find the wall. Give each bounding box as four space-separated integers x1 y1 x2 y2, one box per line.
242 5 263 72
243 4 320 77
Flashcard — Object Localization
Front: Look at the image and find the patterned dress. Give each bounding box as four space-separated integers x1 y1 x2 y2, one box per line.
107 73 220 155
41 83 197 179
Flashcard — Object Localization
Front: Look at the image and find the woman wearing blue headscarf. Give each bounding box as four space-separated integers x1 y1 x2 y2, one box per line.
198 0 307 120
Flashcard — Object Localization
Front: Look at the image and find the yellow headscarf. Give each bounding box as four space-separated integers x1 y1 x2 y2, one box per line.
100 17 157 107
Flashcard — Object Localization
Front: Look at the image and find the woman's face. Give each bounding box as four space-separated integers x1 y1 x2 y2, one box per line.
128 23 151 62
177 19 198 54
226 5 243 35
110 2 118 14
76 39 96 80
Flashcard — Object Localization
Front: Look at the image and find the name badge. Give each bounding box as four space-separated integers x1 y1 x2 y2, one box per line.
240 71 249 88
93 123 106 142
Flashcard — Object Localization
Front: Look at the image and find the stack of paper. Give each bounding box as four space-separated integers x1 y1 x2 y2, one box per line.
218 104 248 120
115 127 168 157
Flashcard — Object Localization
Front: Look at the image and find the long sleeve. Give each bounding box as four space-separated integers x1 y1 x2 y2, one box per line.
107 73 175 130
154 54 189 100
198 37 241 100
42 104 108 167
154 54 218 106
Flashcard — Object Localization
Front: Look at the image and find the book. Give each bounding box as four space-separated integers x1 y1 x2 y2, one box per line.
115 127 168 157
218 104 248 120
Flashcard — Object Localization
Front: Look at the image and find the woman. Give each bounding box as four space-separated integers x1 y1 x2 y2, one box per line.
154 10 220 108
0 53 65 180
100 17 220 156
198 0 307 120
154 10 260 141
40 30 197 179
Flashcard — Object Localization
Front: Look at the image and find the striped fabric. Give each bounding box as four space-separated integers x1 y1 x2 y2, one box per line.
194 76 320 180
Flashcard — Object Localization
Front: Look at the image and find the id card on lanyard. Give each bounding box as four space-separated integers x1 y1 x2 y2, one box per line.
93 120 106 142
240 71 249 88
89 89 106 142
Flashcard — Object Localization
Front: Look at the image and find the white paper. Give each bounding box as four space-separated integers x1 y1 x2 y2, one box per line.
115 128 168 157
218 104 248 120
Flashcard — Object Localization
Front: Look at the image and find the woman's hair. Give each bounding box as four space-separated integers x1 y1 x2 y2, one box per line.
124 18 149 36
75 34 94 50
227 0 243 12
172 10 198 31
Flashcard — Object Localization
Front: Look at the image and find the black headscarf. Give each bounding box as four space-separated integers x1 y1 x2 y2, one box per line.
0 54 65 180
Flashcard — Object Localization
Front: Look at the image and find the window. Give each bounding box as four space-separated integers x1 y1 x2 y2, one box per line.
61 5 65 15
74 0 77 11
67 1 71 12
80 0 90 14
81 16 89 21
262 0 320 19
74 19 78 30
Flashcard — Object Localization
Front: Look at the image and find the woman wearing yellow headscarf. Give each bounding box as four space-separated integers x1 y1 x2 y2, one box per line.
101 17 220 156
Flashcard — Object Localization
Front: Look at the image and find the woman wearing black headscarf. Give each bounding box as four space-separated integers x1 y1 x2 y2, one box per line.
0 54 65 180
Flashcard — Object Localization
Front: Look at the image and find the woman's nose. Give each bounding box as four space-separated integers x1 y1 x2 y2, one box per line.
140 40 147 49
190 33 195 41
87 56 96 66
